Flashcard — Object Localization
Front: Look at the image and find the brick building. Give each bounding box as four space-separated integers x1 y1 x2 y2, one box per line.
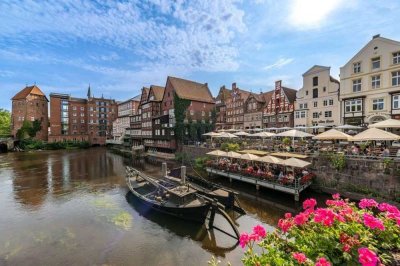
142 85 165 149
243 91 273 130
215 86 231 130
157 76 215 151
49 88 117 145
263 80 297 128
225 83 251 130
11 85 49 140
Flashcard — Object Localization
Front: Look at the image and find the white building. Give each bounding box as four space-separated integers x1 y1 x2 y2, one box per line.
112 96 140 140
295 65 340 131
340 35 400 126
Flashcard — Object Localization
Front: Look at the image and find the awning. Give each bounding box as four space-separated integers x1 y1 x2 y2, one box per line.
313 129 352 141
283 157 311 168
206 150 227 156
275 129 314 138
368 119 400 128
239 153 260 161
238 149 268 156
256 155 283 164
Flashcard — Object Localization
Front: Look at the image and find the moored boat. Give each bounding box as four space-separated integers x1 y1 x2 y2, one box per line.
125 166 212 223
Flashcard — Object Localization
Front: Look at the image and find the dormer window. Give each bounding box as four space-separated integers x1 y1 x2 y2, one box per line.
353 62 361 73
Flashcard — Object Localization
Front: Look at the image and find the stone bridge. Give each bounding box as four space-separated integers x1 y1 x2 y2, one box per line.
0 137 14 152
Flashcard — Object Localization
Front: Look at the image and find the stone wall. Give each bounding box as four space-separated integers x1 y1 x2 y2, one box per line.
181 145 212 160
311 155 400 201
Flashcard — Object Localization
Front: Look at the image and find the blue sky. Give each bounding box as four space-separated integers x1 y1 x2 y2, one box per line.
1 0 399 110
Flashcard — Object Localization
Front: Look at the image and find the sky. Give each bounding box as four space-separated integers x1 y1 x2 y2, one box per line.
1 0 400 110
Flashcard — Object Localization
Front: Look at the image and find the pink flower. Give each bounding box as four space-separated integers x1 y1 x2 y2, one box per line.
294 212 308 226
342 244 351 253
358 247 380 266
239 233 250 248
278 218 293 233
314 208 336 226
363 213 385 231
252 225 266 239
285 212 292 219
292 252 307 264
315 257 331 266
332 193 340 200
378 203 399 214
326 199 346 208
359 199 378 209
303 198 317 210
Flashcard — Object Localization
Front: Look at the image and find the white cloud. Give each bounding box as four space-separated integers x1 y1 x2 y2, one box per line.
90 52 120 62
263 58 294 71
288 0 344 29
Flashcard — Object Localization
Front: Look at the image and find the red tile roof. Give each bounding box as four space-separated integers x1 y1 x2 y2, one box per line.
168 76 214 103
149 85 165 101
12 85 48 101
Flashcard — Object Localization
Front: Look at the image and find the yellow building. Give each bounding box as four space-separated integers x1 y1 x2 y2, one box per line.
294 65 340 131
339 35 400 126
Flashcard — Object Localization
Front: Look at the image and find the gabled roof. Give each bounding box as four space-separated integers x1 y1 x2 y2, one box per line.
235 87 251 102
302 65 330 76
216 86 231 101
261 90 274 104
167 76 214 103
282 87 297 104
149 85 165 102
341 35 400 68
140 87 150 104
246 92 265 103
330 76 340 84
12 85 48 101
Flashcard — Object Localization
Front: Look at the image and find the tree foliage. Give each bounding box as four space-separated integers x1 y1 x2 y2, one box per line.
0 108 11 137
16 119 42 139
173 94 191 143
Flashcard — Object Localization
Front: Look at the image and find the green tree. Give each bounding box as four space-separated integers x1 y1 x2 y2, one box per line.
16 119 42 140
0 108 11 137
173 94 191 144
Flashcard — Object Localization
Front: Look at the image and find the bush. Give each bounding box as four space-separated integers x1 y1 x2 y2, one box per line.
330 153 346 171
239 195 400 266
221 142 240 152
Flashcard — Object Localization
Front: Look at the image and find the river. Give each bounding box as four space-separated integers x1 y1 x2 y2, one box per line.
0 148 328 265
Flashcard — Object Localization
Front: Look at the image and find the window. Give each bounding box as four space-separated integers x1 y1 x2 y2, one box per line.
312 112 319 119
329 99 334 106
81 119 85 124
371 57 380 69
299 103 304 109
393 52 400 65
80 113 84 117
313 76 318 86
323 87 326 92
306 91 308 96
313 101 318 108
295 111 306 119
73 106 77 110
190 109 194 115
313 88 318 98
202 111 205 116
393 95 400 109
372 98 384 110
352 79 362 92
345 99 362 113
371 75 380 89
80 107 84 111
353 62 361 73
325 111 332 118
323 100 328 106
73 113 77 117
392 71 400 86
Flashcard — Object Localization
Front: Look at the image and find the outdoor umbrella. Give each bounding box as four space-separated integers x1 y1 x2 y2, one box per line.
256 155 283 165
336 124 363 130
313 129 352 141
239 153 260 161
251 132 276 138
368 119 400 128
351 128 400 141
217 129 226 132
225 151 241 158
234 131 249 136
276 129 314 147
225 128 238 132
283 157 311 168
206 150 227 156
202 132 221 137
252 128 263 132
214 132 238 139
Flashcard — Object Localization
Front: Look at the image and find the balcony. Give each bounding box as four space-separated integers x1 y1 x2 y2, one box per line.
106 139 123 145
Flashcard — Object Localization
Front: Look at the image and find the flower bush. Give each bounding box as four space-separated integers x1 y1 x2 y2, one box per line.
240 195 400 265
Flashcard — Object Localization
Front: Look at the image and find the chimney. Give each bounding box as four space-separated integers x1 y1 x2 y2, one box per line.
373 34 380 39
205 82 208 87
232 82 237 90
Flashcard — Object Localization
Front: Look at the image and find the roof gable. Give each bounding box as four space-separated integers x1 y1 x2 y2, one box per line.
149 85 165 102
282 87 297 104
302 65 330 76
167 76 214 103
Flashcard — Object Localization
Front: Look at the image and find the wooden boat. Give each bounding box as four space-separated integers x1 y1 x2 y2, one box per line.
125 167 212 223
168 167 245 214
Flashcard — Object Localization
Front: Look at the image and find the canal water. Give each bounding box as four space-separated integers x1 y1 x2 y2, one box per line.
0 148 327 265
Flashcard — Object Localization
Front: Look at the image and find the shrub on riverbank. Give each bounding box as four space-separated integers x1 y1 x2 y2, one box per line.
19 139 90 150
240 195 400 266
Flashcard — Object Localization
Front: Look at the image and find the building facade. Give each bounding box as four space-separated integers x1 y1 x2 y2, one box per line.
49 89 117 145
225 83 250 130
112 96 140 140
263 80 296 128
11 85 49 140
243 92 273 130
215 86 231 130
340 35 400 126
295 65 340 130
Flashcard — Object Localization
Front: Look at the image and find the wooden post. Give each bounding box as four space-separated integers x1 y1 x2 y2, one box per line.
181 166 186 184
161 162 167 177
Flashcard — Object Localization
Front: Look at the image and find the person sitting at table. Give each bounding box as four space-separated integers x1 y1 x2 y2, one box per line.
278 170 284 180
382 146 390 157
287 172 294 181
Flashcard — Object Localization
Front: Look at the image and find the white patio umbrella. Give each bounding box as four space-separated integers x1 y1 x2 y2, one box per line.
225 151 241 159
217 129 226 132
336 124 363 130
203 132 221 137
368 119 400 128
252 128 263 132
351 128 400 141
225 128 238 132
266 127 278 131
251 132 276 138
283 157 311 168
313 129 352 141
234 131 249 136
275 129 314 138
256 155 283 165
239 153 260 161
206 150 227 156
214 132 238 139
